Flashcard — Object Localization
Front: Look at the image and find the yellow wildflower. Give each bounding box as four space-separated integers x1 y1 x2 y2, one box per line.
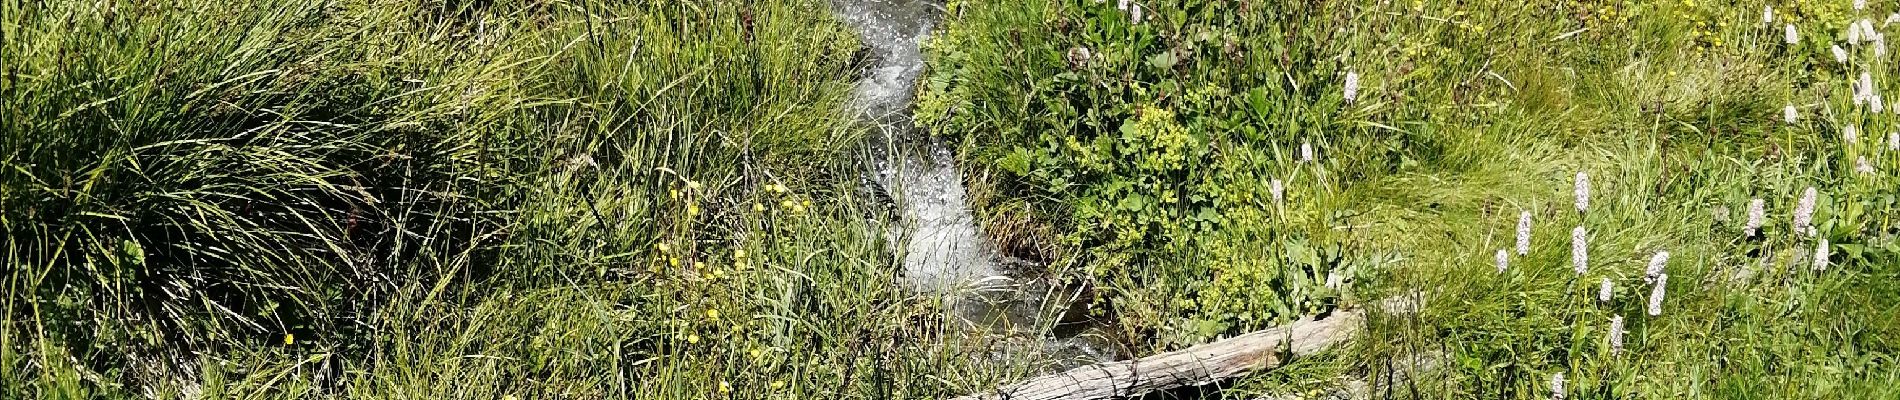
718 381 731 394
283 333 294 345
686 334 700 344
771 380 786 390
706 309 720 321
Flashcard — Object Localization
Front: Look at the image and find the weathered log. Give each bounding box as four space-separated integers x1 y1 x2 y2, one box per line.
950 310 1365 400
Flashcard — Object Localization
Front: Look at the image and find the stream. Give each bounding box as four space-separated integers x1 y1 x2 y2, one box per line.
831 0 1119 367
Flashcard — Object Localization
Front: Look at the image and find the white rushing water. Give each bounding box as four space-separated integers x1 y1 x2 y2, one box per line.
834 0 1003 293
833 0 1118 365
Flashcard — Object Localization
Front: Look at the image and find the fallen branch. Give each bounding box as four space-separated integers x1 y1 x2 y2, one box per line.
950 310 1365 400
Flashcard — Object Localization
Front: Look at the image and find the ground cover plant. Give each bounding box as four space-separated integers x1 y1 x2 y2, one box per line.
923 0 1900 397
3 0 1899 399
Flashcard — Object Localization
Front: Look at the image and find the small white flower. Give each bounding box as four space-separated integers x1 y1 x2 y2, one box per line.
1270 178 1285 204
1850 23 1865 45
1784 104 1799 124
1301 141 1315 163
1516 211 1533 256
1857 156 1876 174
1764 5 1775 25
1862 20 1878 40
1551 372 1566 400
1574 171 1591 213
1131 4 1143 24
1598 278 1614 303
1787 24 1800 44
1343 70 1361 104
1878 35 1891 57
1647 273 1668 316
1572 226 1588 275
1496 248 1510 273
1834 45 1849 64
1856 0 1867 11
1117 0 1129 11
1745 198 1766 237
1645 251 1670 284
1814 238 1832 271
1794 187 1817 235
1607 314 1626 355
1326 269 1344 289
1847 125 1861 143
1890 131 1900 150
1874 93 1887 113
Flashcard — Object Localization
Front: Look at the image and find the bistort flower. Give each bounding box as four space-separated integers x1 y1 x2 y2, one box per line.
1344 70 1361 104
1574 171 1590 213
1572 226 1588 275
1647 273 1668 316
1517 210 1533 256
1646 251 1669 283
1745 198 1765 237
1794 187 1817 235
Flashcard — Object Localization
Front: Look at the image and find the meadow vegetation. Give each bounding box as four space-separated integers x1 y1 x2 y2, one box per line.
4 0 1899 399
923 0 1900 397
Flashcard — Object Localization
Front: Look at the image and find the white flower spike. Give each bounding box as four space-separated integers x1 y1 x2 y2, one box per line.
1745 198 1765 237
1516 210 1533 256
1794 187 1817 236
1645 251 1669 284
1608 314 1626 355
1572 226 1588 275
1343 70 1361 104
1647 273 1668 316
1574 171 1590 213
1814 238 1832 271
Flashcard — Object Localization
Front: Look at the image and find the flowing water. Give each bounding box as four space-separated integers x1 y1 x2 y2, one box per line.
832 0 1118 366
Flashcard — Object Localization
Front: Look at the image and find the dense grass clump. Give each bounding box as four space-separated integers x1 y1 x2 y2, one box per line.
4 0 1051 398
